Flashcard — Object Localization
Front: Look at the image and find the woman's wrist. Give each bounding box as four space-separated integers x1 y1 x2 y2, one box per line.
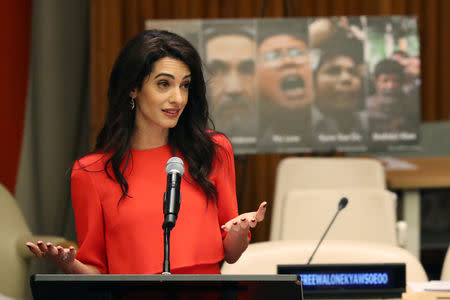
223 229 250 263
60 259 101 274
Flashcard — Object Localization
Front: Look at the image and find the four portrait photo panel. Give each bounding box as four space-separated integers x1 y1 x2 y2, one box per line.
147 16 421 154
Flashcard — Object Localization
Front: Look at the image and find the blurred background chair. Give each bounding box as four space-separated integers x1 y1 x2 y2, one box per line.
221 240 428 282
270 157 386 241
272 188 407 247
0 183 76 300
442 245 450 281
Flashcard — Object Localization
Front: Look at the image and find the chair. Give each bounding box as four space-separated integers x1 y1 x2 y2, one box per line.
274 188 404 246
442 245 450 281
0 183 76 300
270 157 387 241
221 240 428 282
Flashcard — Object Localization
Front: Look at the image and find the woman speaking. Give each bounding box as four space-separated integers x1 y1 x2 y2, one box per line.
26 29 266 274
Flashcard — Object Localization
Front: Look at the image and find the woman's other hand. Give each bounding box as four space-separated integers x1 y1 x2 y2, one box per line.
221 202 267 234
222 202 267 264
26 241 76 269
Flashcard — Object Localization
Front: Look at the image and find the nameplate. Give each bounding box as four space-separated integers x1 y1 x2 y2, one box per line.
278 263 406 299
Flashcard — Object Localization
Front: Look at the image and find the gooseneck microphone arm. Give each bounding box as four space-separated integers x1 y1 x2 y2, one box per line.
162 157 184 275
306 197 349 265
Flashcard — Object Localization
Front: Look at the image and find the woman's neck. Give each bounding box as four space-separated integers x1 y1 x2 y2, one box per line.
131 124 169 150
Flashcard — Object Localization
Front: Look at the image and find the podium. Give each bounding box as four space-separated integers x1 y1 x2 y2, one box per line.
30 274 303 300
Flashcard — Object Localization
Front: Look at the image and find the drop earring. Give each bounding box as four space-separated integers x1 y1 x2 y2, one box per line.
130 98 135 110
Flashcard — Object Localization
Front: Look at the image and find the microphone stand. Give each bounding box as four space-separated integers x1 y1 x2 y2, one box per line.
162 191 176 275
162 226 171 275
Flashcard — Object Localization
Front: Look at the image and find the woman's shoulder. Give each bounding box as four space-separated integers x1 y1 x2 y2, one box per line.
208 131 234 163
209 131 232 150
72 152 110 173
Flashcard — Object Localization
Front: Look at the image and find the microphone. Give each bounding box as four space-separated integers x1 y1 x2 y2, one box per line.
162 157 184 230
306 197 349 264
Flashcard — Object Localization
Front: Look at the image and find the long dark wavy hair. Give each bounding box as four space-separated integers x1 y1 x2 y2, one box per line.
94 29 218 202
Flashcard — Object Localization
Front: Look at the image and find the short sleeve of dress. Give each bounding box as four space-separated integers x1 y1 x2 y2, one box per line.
71 161 107 274
212 134 251 241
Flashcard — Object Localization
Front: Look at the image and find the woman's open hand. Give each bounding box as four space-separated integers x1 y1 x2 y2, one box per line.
221 202 267 263
221 202 267 234
26 241 76 267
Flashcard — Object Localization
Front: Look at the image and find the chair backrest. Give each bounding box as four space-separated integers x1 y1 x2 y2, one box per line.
272 188 398 245
0 183 32 299
271 157 386 240
442 245 450 281
221 240 428 282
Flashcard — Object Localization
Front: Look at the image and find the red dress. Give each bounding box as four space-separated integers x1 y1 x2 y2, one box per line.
71 134 239 274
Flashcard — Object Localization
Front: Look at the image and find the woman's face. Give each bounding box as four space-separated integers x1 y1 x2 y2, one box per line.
131 57 191 134
315 55 361 113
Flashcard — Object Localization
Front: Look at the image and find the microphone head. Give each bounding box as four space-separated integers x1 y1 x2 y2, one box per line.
338 197 348 210
165 157 185 175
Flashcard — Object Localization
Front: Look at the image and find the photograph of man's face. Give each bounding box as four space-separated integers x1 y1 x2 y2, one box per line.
310 32 368 141
375 73 402 97
368 58 407 118
205 28 256 136
257 34 312 110
315 54 362 115
373 72 403 115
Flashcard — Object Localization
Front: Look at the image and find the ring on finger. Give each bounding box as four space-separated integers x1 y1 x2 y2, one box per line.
62 254 69 261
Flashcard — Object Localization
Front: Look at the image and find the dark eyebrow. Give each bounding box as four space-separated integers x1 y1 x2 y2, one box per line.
238 59 255 66
154 73 191 79
155 73 174 79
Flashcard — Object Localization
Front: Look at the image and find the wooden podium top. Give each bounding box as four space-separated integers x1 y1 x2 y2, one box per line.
385 156 450 189
403 288 450 300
